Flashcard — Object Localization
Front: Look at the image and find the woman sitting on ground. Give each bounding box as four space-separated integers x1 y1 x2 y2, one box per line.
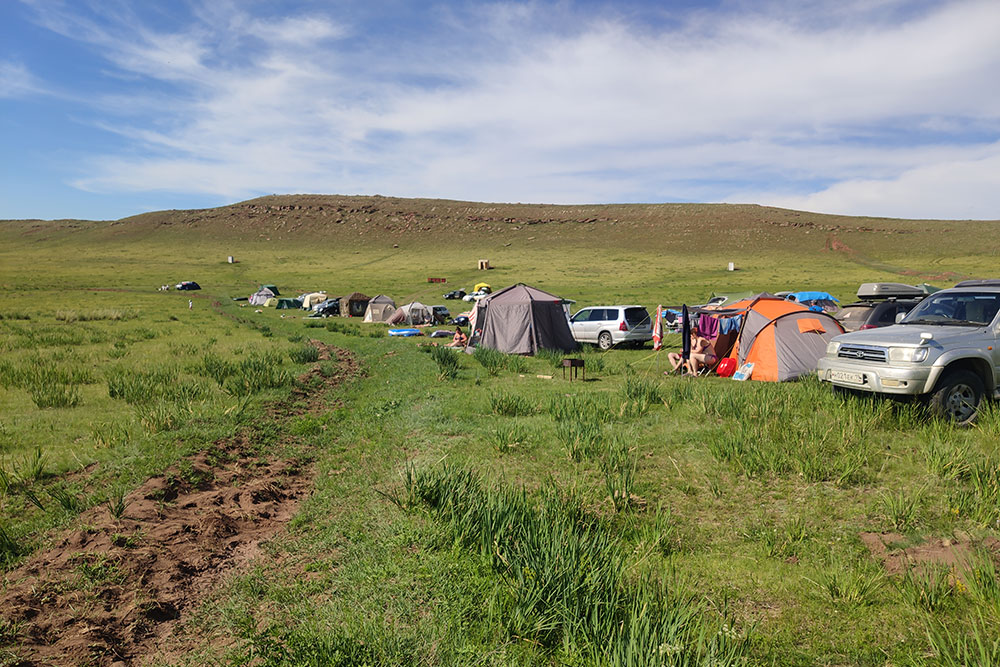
667 327 717 376
446 327 467 347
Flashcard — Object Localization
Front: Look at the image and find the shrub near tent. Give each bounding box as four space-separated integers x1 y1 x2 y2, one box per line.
719 295 845 381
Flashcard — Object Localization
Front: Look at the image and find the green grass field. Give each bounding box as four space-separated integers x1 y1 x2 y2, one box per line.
1 196 1000 665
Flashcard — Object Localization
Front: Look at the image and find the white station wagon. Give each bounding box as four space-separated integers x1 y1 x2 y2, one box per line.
569 306 653 350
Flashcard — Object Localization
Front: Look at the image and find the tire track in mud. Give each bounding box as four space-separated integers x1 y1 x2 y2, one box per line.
0 342 358 666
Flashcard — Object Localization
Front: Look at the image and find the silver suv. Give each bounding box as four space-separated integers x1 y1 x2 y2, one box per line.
570 306 652 350
817 282 1000 424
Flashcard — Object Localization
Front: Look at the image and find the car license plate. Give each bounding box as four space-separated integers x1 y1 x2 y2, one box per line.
831 370 864 385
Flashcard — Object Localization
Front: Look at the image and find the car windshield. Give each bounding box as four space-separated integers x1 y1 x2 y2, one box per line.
900 292 1000 326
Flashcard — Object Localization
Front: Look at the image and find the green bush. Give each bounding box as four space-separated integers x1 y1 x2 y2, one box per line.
289 343 320 364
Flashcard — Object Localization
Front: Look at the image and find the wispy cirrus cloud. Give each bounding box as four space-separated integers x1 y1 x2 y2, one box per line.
14 0 1000 219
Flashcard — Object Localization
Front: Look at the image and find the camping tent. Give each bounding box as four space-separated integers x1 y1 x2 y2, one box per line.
363 295 397 322
263 297 279 308
387 301 433 325
468 283 578 355
340 292 371 318
260 284 280 296
276 298 303 310
719 295 844 381
301 292 328 309
784 291 840 313
249 288 275 306
474 282 491 293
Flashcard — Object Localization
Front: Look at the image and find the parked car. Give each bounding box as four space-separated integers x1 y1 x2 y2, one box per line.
569 306 652 350
443 289 466 300
449 315 469 327
175 281 201 290
818 281 1000 424
836 299 922 332
835 283 927 332
312 298 341 317
462 289 490 302
431 305 450 324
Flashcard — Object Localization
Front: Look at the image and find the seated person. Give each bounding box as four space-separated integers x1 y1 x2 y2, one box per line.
446 327 467 347
667 327 717 376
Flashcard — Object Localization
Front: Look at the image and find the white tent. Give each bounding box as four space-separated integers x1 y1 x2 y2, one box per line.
301 292 328 309
387 301 433 325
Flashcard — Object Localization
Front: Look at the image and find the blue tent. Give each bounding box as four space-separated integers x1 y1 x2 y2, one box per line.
784 291 839 313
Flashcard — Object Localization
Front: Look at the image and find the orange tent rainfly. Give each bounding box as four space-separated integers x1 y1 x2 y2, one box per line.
721 295 845 382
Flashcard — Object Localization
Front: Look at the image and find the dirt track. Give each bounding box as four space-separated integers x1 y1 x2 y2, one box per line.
0 342 358 666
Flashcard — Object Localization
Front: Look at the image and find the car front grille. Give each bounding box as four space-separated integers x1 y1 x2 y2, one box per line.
838 344 888 363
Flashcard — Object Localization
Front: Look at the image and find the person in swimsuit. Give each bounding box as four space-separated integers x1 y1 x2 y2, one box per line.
667 327 717 375
446 326 467 347
688 331 717 376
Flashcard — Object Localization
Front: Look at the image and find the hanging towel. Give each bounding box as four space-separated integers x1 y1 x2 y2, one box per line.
719 314 742 335
698 313 720 339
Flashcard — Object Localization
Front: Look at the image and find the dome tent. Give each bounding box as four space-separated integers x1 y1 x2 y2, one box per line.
387 301 433 325
468 283 577 355
720 295 845 381
363 295 397 322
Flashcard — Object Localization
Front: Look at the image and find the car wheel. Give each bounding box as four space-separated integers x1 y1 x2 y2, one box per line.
598 332 613 351
928 370 983 425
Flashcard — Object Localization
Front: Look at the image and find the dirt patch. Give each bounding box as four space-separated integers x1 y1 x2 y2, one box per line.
860 532 1000 576
0 343 357 666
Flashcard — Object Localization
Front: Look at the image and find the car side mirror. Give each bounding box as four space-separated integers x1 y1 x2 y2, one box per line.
895 312 906 323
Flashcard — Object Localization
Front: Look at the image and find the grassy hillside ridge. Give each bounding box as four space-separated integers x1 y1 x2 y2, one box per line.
2 194 996 307
2 194 995 252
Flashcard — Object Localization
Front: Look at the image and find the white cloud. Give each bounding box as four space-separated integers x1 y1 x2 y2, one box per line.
754 144 1000 220
25 0 1000 219
0 61 41 98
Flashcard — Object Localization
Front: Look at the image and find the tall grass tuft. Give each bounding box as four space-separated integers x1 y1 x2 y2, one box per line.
223 353 291 396
198 352 236 386
601 435 637 512
289 343 320 364
472 347 507 376
926 613 1000 666
401 464 750 664
489 391 535 417
29 382 80 408
556 420 604 462
895 564 955 612
428 346 460 380
535 348 565 367
55 309 132 322
489 420 529 453
879 488 922 531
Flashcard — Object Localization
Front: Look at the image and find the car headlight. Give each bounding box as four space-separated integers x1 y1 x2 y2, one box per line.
888 347 929 363
826 341 841 356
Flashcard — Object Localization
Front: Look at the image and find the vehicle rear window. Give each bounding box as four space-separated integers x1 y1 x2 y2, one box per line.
624 307 650 326
837 305 871 331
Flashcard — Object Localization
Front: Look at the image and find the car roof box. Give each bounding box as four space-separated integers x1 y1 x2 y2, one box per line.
954 279 1000 288
856 282 924 300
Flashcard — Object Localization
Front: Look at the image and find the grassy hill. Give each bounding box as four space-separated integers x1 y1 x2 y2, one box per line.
2 195 996 305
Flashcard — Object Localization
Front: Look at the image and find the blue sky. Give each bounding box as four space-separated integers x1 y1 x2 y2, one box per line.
2 0 999 221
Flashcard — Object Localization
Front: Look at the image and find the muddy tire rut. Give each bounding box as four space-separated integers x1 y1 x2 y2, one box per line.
1 342 357 666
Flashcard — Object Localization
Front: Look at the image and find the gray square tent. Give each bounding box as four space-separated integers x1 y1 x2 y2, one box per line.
468 283 578 355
